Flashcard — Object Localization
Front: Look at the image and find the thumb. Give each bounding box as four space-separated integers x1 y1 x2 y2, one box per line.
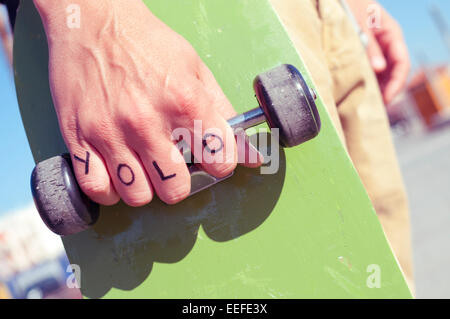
199 62 264 168
367 34 387 73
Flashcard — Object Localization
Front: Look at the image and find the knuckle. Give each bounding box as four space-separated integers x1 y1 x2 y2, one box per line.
60 115 83 146
82 118 124 150
211 161 237 178
171 83 207 122
119 110 156 140
173 38 198 62
161 184 191 205
78 178 110 197
82 117 114 140
123 191 153 207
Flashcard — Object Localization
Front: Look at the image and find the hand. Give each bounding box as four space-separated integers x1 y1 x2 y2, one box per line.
346 0 410 104
34 0 262 207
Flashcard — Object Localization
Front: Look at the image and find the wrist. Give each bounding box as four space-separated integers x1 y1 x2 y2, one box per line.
33 0 109 36
33 0 75 19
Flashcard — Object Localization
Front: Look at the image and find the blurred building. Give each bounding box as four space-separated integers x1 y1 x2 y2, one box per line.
409 65 450 128
0 205 63 278
0 205 81 299
387 92 423 136
387 64 450 133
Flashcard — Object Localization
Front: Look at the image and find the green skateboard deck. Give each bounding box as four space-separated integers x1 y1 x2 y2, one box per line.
14 0 412 298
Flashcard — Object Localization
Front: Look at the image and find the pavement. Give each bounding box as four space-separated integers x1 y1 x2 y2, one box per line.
394 125 450 299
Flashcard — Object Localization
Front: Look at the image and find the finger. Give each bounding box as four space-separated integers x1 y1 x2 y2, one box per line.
197 62 236 119
199 62 264 168
92 141 154 207
366 34 387 74
382 40 410 104
374 18 410 103
134 138 191 205
167 71 237 177
191 106 238 178
66 140 120 206
235 128 265 168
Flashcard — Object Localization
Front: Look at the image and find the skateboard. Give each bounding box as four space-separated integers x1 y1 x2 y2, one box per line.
13 0 412 298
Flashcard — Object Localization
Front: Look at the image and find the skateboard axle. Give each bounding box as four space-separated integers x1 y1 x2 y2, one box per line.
228 87 317 131
228 107 266 131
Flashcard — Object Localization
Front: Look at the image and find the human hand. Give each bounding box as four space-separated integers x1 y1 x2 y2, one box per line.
346 0 410 104
33 0 262 207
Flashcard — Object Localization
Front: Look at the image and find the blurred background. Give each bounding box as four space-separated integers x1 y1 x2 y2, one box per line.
0 1 449 299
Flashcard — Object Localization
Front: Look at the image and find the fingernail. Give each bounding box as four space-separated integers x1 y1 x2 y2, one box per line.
371 56 386 70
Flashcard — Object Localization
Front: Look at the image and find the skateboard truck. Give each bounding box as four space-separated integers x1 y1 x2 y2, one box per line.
31 64 321 236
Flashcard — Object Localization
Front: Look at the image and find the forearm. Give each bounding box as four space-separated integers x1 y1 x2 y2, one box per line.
33 0 108 15
32 0 162 44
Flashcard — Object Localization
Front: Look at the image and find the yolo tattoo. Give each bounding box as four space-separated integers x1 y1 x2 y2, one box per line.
74 151 90 175
202 133 224 154
153 161 176 181
117 164 135 186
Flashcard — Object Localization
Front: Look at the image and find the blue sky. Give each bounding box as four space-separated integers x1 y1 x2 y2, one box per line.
0 33 35 216
0 1 449 216
379 0 450 68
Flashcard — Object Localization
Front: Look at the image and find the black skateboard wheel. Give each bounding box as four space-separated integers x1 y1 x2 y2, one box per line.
31 154 99 236
254 64 321 148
